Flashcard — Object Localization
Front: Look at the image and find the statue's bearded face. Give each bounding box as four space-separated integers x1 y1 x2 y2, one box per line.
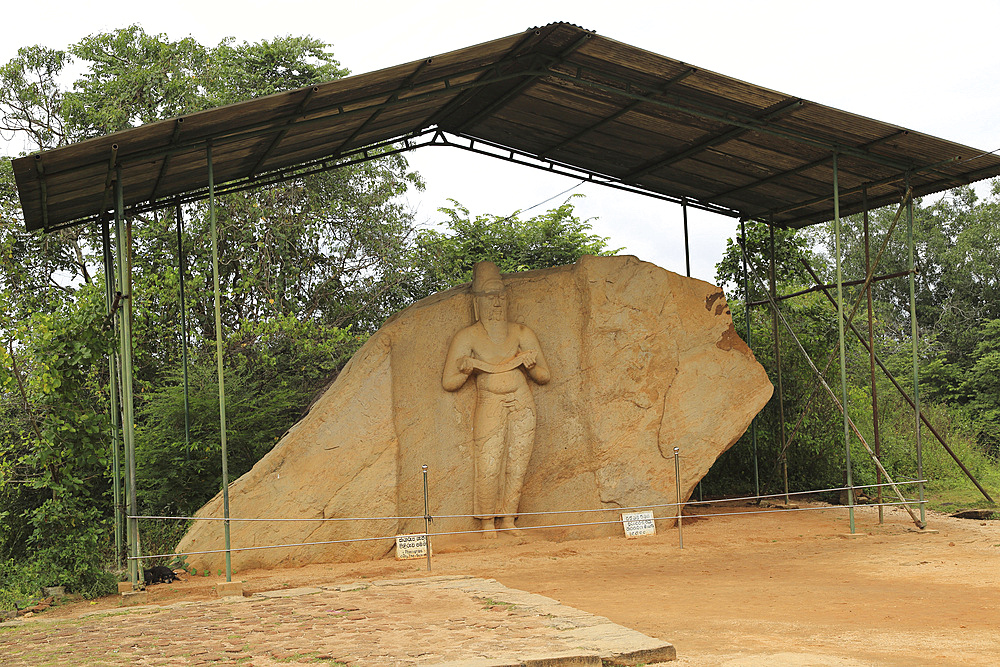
476 289 507 322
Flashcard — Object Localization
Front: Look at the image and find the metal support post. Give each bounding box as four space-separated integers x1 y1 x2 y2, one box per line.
176 202 191 458
743 250 925 528
863 188 884 524
832 153 855 534
740 219 760 499
674 447 683 549
797 258 992 505
683 199 703 502
208 143 233 582
768 219 788 505
114 167 141 584
100 218 123 563
422 464 432 571
906 177 926 526
682 197 691 278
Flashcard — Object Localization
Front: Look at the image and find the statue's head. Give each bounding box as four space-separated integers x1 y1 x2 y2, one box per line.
471 261 507 323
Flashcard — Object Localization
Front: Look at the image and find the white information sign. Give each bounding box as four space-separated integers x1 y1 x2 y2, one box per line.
394 533 428 560
621 510 656 538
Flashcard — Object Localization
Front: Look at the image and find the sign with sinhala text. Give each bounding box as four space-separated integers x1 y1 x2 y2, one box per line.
621 510 656 538
394 533 428 560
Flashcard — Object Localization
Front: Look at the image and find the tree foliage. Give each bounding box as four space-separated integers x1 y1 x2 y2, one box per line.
4 23 997 606
706 184 1000 500
0 27 407 598
0 27 621 602
406 196 616 299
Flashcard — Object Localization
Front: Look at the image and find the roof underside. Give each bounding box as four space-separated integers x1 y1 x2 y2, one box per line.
14 22 1000 232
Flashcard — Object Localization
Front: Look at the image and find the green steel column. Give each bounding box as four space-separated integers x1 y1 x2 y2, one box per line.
101 218 123 563
906 178 926 526
863 188 884 525
740 219 760 498
114 167 141 583
769 220 788 504
208 143 233 582
832 152 855 534
682 197 691 278
685 199 703 501
176 202 191 458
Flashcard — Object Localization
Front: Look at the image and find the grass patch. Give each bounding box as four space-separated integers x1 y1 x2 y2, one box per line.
275 651 345 664
480 597 517 611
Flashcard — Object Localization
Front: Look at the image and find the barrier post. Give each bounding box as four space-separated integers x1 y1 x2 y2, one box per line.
422 464 432 572
674 447 683 549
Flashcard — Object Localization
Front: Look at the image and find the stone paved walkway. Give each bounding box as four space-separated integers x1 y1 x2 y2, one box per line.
0 575 674 666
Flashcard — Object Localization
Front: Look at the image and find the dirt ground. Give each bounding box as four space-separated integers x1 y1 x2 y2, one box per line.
14 501 1000 665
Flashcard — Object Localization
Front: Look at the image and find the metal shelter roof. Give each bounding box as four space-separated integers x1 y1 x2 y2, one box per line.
14 22 1000 233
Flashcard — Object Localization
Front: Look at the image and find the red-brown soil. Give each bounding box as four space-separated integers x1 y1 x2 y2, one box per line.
23 502 1000 665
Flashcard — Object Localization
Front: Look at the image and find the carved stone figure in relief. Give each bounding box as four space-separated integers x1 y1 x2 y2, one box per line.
442 261 551 538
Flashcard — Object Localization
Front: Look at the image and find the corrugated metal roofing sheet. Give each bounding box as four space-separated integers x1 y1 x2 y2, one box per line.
13 22 1000 232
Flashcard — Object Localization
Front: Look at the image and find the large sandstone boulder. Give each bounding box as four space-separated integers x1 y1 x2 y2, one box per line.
176 255 772 570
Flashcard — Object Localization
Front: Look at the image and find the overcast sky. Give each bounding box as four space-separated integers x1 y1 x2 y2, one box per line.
2 0 998 282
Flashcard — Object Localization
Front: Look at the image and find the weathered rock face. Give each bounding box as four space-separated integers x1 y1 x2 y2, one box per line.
176 255 772 570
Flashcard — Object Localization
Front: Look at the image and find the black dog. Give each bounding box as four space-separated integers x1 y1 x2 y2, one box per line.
144 565 181 584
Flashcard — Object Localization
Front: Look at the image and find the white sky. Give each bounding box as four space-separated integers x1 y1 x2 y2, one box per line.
2 0 998 283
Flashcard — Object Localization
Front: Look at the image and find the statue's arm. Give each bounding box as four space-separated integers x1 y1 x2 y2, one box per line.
442 330 474 391
519 326 551 385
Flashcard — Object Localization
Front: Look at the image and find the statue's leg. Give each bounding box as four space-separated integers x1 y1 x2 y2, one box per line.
474 393 507 539
498 394 536 525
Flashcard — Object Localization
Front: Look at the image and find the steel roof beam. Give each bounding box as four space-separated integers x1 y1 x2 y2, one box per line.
711 130 909 202
440 131 742 218
450 31 594 135
34 57 537 182
539 67 697 159
760 155 959 224
326 59 432 162
421 27 554 130
150 118 186 200
248 86 319 176
541 65 917 173
38 129 441 232
621 98 804 183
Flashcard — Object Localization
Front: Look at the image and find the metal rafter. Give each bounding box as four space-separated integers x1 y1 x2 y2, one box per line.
35 59 538 184
539 67 697 159
40 130 440 232
712 130 909 205
450 32 594 134
438 131 742 218
622 98 804 183
248 86 319 175
18 23 1000 234
421 27 553 131
540 64 917 172
761 155 959 223
327 59 432 162
150 118 185 199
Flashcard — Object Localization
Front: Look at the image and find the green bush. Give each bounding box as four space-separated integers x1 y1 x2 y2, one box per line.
22 497 117 599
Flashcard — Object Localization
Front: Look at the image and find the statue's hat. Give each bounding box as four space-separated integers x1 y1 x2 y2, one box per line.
471 261 504 295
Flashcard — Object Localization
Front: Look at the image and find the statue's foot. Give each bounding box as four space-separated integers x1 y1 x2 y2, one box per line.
481 519 497 539
497 517 516 532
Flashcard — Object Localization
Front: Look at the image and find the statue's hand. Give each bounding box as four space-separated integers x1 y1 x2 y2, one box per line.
520 349 537 369
458 356 475 374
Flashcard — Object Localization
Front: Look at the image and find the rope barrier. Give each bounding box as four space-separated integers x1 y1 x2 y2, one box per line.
128 497 928 562
130 514 427 522
127 480 928 523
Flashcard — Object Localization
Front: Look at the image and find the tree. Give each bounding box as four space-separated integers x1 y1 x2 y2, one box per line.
2 27 627 600
964 318 1000 457
0 27 421 597
406 196 617 300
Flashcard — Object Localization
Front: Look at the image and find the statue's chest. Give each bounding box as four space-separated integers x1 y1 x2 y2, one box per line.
472 333 519 364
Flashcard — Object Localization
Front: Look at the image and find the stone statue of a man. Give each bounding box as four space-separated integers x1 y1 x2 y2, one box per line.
442 262 551 538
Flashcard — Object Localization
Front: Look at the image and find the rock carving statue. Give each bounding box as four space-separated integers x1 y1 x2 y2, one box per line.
442 261 550 538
